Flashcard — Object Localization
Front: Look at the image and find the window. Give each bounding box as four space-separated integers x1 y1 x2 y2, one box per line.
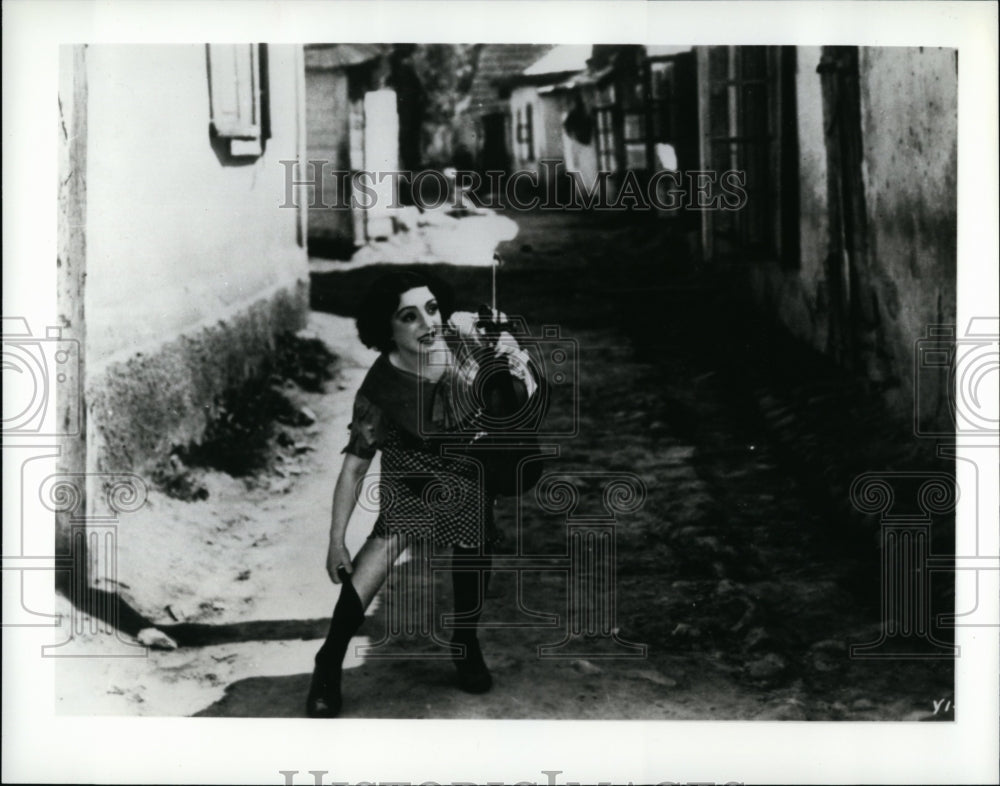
207 44 270 157
620 74 648 170
704 46 798 263
622 110 647 170
515 103 535 163
594 83 617 172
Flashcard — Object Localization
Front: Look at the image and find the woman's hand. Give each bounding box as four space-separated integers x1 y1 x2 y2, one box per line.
449 308 513 345
493 329 522 358
454 308 538 396
326 539 353 584
448 311 481 342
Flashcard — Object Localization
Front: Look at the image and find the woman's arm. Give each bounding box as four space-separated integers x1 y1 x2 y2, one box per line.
450 309 538 398
326 452 372 583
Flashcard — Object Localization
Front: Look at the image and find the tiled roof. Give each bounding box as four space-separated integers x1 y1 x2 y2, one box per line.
466 44 555 116
537 64 615 95
305 44 389 70
523 44 591 77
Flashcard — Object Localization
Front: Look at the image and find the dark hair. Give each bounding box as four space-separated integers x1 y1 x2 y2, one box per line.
356 270 455 353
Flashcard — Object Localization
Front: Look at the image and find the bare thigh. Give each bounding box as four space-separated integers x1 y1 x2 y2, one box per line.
350 534 405 609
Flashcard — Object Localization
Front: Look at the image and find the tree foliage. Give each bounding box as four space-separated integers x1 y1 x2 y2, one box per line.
394 44 482 167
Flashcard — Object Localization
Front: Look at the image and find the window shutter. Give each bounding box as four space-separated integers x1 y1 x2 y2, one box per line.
525 103 534 161
207 44 263 154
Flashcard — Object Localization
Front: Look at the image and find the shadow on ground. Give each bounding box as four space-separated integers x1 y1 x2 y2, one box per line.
193 208 955 720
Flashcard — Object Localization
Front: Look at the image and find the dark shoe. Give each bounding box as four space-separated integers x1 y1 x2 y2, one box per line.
306 571 363 718
306 660 342 718
451 636 493 694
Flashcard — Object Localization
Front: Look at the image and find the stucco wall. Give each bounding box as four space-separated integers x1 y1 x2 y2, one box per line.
858 47 958 423
744 47 956 428
85 44 308 373
510 86 563 173
87 284 306 474
83 44 309 473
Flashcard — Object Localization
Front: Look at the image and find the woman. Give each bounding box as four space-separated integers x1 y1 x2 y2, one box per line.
307 269 538 718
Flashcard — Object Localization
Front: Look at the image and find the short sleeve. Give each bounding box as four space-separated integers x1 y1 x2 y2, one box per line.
342 391 384 459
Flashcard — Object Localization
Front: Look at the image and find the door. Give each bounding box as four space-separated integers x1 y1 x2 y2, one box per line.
363 88 399 241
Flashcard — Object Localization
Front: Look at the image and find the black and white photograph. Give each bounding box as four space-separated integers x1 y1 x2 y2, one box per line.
3 1 998 784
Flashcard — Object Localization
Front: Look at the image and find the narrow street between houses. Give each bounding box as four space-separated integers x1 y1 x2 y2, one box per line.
57 210 952 721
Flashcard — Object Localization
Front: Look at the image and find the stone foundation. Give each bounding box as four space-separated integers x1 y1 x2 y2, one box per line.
87 281 309 475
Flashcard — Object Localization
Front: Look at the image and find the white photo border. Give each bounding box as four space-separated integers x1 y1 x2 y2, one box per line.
2 1 998 784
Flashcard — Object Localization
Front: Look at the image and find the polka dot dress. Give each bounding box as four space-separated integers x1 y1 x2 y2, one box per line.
370 420 496 547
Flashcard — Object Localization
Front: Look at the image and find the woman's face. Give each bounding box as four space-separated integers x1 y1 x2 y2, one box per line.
390 286 444 355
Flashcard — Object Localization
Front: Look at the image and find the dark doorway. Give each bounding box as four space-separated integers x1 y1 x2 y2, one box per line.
480 112 510 172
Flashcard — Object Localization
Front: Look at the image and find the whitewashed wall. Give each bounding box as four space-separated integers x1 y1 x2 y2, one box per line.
85 44 308 373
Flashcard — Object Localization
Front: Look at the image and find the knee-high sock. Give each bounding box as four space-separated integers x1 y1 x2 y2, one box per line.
316 575 365 668
451 544 492 640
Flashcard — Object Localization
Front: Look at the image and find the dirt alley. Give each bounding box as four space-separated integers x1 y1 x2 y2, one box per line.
57 209 953 721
